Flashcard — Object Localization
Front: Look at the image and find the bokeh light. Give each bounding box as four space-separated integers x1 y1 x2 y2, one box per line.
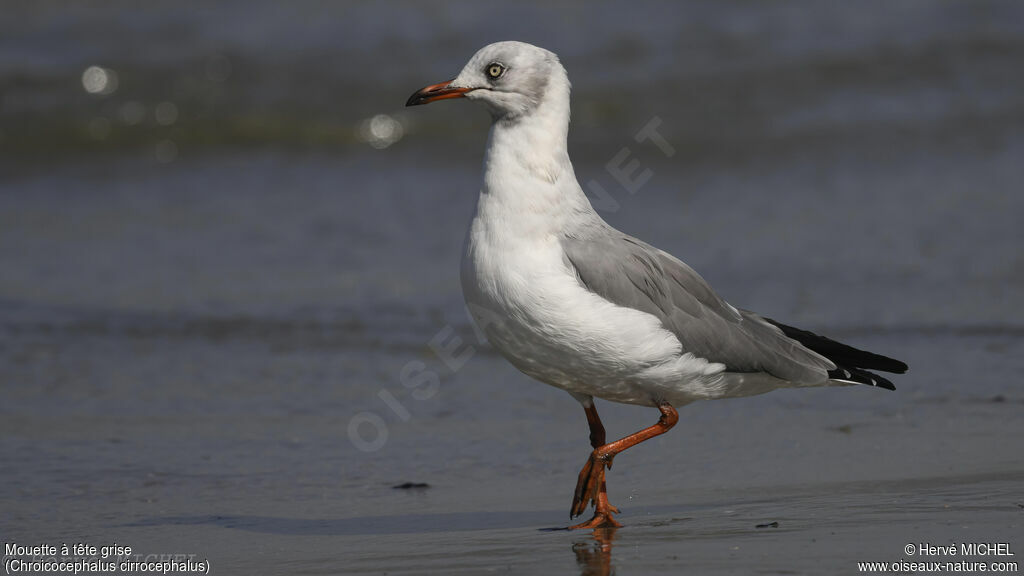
358 114 404 149
81 66 118 95
155 102 179 126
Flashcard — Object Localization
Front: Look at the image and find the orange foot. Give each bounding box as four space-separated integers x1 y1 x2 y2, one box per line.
569 507 623 529
569 450 622 529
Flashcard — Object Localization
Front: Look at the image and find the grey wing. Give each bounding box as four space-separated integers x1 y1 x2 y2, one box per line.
561 233 835 384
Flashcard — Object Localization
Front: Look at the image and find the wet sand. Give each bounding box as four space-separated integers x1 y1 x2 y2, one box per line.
2 313 1021 573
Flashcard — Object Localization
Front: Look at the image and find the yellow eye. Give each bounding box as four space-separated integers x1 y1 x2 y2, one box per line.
487 63 505 79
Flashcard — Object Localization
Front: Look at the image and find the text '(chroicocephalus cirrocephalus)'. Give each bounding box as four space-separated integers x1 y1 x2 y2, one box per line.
406 41 908 530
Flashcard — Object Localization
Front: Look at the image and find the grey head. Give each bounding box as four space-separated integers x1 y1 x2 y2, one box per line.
406 41 567 121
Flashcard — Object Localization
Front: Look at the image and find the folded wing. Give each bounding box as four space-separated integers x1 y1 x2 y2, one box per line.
562 232 840 385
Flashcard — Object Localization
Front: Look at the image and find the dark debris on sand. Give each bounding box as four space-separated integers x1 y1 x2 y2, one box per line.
392 482 431 490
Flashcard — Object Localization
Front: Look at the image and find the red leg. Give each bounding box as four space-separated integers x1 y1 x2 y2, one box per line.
584 402 606 448
569 402 679 529
570 401 619 528
579 402 619 517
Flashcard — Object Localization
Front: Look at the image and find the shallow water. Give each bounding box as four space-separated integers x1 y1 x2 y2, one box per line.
2 1 1023 574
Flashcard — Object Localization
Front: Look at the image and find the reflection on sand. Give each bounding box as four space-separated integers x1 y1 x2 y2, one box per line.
572 527 617 576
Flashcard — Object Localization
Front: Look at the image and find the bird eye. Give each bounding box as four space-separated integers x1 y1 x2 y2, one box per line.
486 63 506 79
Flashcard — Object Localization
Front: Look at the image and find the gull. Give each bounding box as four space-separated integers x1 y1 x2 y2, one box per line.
406 41 908 529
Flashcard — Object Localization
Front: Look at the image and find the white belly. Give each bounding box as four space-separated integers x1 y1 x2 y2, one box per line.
460 217 726 406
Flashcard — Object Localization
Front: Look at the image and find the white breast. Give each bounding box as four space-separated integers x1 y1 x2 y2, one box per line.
460 191 715 403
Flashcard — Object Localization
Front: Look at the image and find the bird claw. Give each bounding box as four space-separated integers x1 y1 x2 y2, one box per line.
571 452 602 517
570 449 619 523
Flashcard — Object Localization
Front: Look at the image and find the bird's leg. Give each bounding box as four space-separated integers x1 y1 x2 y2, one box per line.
569 401 679 529
584 401 606 448
570 401 619 529
580 402 618 513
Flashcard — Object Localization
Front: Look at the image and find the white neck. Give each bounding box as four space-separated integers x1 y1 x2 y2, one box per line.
476 69 598 238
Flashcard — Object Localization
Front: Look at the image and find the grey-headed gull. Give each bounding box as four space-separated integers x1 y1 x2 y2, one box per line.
406 41 907 529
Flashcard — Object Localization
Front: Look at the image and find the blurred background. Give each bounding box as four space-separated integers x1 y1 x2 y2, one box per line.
2 1 1022 574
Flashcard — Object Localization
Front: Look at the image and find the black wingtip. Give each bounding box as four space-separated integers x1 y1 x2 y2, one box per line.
765 318 909 375
829 366 897 391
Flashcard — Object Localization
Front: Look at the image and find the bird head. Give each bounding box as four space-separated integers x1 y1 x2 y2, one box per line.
406 41 566 121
